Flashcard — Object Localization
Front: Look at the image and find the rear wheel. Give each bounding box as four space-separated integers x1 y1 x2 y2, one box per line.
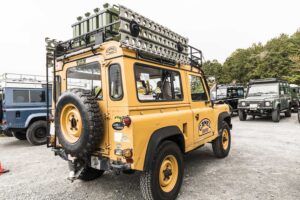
212 122 231 158
140 141 183 200
26 120 47 145
78 167 105 181
272 108 280 122
238 110 247 121
285 107 291 117
3 130 13 137
12 131 26 140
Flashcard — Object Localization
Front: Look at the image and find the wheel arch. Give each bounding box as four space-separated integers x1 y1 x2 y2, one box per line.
143 126 185 171
25 114 47 128
218 112 232 135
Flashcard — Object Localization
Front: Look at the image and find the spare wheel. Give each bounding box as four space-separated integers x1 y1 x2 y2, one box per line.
55 89 104 158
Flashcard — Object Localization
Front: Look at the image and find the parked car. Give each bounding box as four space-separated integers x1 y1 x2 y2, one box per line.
290 84 300 112
215 85 244 115
0 73 51 145
238 78 291 122
46 4 232 200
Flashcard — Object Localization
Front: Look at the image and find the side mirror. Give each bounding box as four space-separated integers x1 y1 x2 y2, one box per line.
280 91 284 95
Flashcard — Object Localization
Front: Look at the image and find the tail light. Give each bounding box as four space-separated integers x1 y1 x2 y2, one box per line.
122 116 131 127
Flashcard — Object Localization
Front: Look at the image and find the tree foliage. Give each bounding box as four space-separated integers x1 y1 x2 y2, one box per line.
203 30 300 85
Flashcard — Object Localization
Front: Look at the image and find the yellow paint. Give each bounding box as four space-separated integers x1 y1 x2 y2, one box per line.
53 40 229 171
60 103 82 143
159 155 178 192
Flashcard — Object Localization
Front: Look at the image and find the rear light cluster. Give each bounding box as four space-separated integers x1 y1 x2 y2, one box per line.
122 116 131 127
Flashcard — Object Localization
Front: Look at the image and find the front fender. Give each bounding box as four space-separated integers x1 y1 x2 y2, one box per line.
218 112 232 135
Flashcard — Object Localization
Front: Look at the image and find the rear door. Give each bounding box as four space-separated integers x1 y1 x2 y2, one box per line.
187 73 216 146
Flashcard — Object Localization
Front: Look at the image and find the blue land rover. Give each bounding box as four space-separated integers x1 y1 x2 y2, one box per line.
0 74 51 145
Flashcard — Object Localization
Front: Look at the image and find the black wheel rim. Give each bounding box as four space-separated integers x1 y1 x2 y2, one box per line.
35 127 46 139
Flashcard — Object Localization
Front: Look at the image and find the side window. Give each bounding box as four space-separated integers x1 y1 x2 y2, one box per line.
30 90 46 103
135 64 183 101
13 90 29 103
109 64 123 100
189 75 207 101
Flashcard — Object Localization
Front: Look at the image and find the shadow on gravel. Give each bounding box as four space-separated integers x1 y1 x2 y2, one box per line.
0 139 31 147
71 147 216 199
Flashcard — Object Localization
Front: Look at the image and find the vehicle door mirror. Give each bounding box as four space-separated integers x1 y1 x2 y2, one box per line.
280 91 284 95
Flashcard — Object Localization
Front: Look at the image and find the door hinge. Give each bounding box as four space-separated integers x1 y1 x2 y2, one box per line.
104 113 110 120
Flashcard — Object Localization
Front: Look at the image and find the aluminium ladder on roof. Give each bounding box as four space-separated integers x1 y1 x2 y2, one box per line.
49 4 202 67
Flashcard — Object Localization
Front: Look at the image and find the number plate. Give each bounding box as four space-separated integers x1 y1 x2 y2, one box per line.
250 104 258 110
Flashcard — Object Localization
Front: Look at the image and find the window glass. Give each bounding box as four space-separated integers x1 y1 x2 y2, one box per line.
248 83 279 97
135 64 182 101
67 62 101 99
109 64 123 100
30 90 46 103
13 90 29 103
189 75 207 101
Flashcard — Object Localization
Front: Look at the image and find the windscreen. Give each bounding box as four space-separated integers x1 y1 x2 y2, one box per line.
247 83 278 97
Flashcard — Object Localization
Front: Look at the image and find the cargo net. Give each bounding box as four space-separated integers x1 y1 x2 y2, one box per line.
54 4 201 66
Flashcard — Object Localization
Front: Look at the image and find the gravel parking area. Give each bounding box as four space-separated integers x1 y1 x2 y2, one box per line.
0 114 299 200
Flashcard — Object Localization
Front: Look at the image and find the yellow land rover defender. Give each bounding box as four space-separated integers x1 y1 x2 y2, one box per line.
46 4 232 200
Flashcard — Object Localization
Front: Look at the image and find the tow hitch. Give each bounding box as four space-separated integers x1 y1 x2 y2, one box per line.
68 159 84 182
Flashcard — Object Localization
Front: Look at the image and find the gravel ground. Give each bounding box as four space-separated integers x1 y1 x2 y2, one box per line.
0 114 299 200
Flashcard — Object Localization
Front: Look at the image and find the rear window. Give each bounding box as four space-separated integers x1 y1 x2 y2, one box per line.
134 64 183 101
30 90 46 103
67 62 101 98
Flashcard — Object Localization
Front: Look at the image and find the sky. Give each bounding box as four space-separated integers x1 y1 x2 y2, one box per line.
0 0 299 76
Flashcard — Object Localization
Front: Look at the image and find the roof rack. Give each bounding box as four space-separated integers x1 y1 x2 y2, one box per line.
249 78 285 84
0 73 52 88
53 4 203 68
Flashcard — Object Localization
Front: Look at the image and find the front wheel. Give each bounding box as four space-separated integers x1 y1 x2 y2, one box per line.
272 108 280 122
140 141 183 200
212 122 231 158
238 110 247 121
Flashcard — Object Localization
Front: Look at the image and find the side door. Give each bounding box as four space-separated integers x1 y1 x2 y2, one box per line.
187 73 216 146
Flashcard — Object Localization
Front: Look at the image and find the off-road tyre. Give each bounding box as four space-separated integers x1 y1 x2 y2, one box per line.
140 141 183 200
229 105 234 116
55 89 104 158
3 130 13 137
212 122 231 158
12 131 27 140
238 110 247 121
79 167 105 181
272 108 280 122
123 169 136 175
285 107 291 117
26 120 47 145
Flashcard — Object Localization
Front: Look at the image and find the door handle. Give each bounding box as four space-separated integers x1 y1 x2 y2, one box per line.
195 113 199 121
